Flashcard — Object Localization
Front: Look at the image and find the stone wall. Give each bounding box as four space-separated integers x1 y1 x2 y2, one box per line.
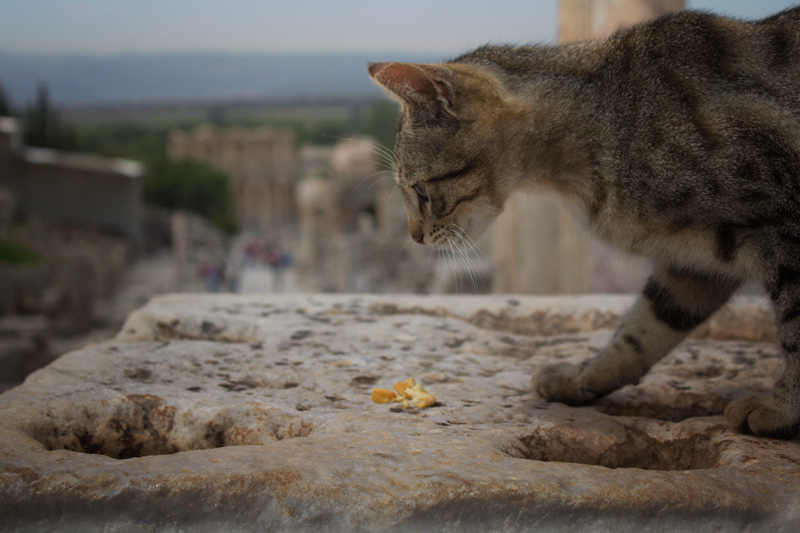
0 220 129 391
0 220 129 334
0 117 143 252
0 116 143 386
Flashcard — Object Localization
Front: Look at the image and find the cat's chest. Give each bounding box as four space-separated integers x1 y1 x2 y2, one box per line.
586 209 763 279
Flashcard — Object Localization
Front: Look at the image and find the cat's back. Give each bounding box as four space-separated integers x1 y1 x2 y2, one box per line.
581 8 800 269
456 8 800 113
753 6 800 68
605 7 800 98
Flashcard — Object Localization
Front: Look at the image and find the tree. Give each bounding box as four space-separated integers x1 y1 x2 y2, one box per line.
78 123 169 161
144 157 238 234
23 81 79 150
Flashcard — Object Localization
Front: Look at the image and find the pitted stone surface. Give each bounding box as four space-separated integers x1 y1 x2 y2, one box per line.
1 294 798 531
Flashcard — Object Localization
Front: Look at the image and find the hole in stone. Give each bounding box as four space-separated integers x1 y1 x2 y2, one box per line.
510 424 722 471
31 394 313 459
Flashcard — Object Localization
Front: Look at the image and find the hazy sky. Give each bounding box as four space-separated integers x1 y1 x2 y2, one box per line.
0 0 797 55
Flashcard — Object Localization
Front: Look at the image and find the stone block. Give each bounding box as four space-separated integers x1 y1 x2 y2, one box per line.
0 294 798 531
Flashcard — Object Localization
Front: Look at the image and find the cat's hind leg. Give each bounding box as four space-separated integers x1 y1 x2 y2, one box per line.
534 265 740 406
725 269 800 438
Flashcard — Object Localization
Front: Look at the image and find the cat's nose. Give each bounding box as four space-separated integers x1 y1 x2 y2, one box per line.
411 231 425 245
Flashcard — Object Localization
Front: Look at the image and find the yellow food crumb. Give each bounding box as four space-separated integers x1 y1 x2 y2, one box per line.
371 388 398 403
393 381 408 396
372 377 436 409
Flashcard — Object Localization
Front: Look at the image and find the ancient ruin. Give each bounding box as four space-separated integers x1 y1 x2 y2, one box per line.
168 124 297 232
1 116 143 389
0 116 143 250
294 137 492 294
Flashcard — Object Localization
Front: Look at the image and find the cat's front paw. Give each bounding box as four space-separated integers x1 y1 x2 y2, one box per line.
725 395 800 439
533 363 604 406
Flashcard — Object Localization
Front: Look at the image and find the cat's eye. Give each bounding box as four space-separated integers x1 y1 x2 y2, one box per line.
413 184 428 201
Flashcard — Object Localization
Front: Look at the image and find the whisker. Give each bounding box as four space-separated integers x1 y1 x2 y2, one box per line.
446 240 459 293
436 246 448 293
364 150 397 168
449 233 479 294
386 184 402 220
367 142 397 164
452 229 486 293
391 234 412 261
340 149 395 171
350 170 393 195
368 172 394 191
449 225 485 294
388 184 400 204
357 155 395 170
451 223 486 258
373 149 397 168
321 134 396 167
453 239 472 294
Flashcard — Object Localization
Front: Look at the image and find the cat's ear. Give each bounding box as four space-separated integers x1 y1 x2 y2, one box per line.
368 62 453 112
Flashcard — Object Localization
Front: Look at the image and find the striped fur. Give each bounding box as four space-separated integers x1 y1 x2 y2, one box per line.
369 7 800 438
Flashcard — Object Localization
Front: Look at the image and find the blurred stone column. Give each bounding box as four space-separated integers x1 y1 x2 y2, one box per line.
560 0 685 42
491 0 683 294
171 212 189 291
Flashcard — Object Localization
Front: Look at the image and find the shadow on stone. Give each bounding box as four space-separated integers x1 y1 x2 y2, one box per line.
30 394 313 459
595 392 730 422
508 419 724 471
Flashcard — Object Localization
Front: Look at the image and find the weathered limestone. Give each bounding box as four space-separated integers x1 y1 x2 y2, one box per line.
1 294 799 531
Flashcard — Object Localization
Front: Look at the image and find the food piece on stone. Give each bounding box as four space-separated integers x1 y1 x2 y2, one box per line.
372 377 436 408
371 388 397 403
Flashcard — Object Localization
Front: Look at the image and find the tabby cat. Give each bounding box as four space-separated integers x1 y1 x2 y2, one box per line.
369 7 800 439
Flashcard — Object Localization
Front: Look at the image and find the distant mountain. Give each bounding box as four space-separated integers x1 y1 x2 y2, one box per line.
0 51 441 105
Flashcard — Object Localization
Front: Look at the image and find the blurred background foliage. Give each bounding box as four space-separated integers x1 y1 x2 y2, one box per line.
143 157 238 235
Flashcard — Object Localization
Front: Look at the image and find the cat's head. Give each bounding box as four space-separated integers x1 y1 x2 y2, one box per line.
368 62 517 247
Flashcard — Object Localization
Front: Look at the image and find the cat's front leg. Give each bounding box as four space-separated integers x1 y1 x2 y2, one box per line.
725 273 800 438
534 265 740 405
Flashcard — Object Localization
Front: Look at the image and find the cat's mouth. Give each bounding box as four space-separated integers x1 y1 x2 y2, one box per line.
421 219 485 251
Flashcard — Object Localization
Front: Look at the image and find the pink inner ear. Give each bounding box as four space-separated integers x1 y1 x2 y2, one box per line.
372 63 443 103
